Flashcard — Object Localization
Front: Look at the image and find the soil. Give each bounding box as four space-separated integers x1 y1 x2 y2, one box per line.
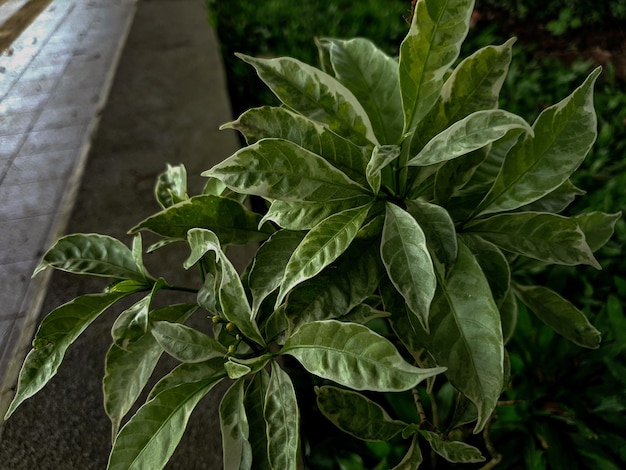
0 0 53 53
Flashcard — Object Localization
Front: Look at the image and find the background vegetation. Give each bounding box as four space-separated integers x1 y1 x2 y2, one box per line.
206 1 626 467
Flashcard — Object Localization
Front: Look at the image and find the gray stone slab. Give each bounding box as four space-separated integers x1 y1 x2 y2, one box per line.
0 134 23 159
0 113 36 136
0 179 64 220
0 93 49 114
3 150 75 184
18 124 86 156
6 76 57 98
32 104 97 130
0 261 33 318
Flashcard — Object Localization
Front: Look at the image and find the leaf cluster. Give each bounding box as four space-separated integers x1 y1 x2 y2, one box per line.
4 1 620 468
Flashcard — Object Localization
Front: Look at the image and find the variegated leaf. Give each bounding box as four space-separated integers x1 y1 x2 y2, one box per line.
237 54 378 145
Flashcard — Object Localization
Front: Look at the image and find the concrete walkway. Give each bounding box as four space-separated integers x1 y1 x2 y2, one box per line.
0 0 241 467
0 0 137 411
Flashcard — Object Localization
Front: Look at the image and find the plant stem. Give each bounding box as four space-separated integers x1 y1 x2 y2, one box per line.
428 388 440 430
397 135 413 196
165 285 199 294
479 414 502 470
412 388 428 425
497 399 525 406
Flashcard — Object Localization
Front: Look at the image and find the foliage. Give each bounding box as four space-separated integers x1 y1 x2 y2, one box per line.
4 1 621 468
206 0 411 116
475 0 626 29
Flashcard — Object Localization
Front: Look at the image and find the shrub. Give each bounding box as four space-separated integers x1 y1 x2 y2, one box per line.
4 0 620 468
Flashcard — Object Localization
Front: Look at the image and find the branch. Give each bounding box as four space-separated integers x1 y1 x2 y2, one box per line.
479 414 502 470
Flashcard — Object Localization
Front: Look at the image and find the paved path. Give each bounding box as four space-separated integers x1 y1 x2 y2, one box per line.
0 0 137 410
0 1 241 467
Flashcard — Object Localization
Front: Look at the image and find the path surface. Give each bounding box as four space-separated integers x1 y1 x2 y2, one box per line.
0 0 137 412
0 0 242 467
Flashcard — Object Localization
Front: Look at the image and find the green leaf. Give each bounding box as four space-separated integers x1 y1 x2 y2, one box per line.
405 199 457 272
248 230 305 314
421 241 504 433
283 239 383 331
184 229 265 346
146 239 179 254
477 67 601 215
408 110 532 166
342 303 390 324
265 363 299 470
223 106 369 184
224 360 252 379
277 203 372 307
197 267 219 313
237 54 378 145
461 234 510 307
203 139 370 203
412 39 515 152
155 163 188 209
320 37 403 144
419 430 485 463
202 175 229 196
464 212 600 268
244 370 271 470
104 335 163 441
131 234 151 280
392 435 423 469
260 198 371 230
103 304 197 440
434 149 488 206
147 358 226 401
130 194 272 245
399 0 474 133
5 291 130 419
220 379 252 470
227 354 273 376
316 386 406 441
106 279 151 294
462 129 522 196
381 203 436 331
571 211 621 252
518 179 585 213
33 233 148 281
107 376 224 470
367 145 401 194
500 290 518 345
111 278 167 350
383 278 425 364
280 320 444 392
514 284 601 348
111 295 151 350
151 321 228 363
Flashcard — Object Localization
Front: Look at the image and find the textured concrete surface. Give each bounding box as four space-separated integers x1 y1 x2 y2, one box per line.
0 0 138 414
0 0 243 468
